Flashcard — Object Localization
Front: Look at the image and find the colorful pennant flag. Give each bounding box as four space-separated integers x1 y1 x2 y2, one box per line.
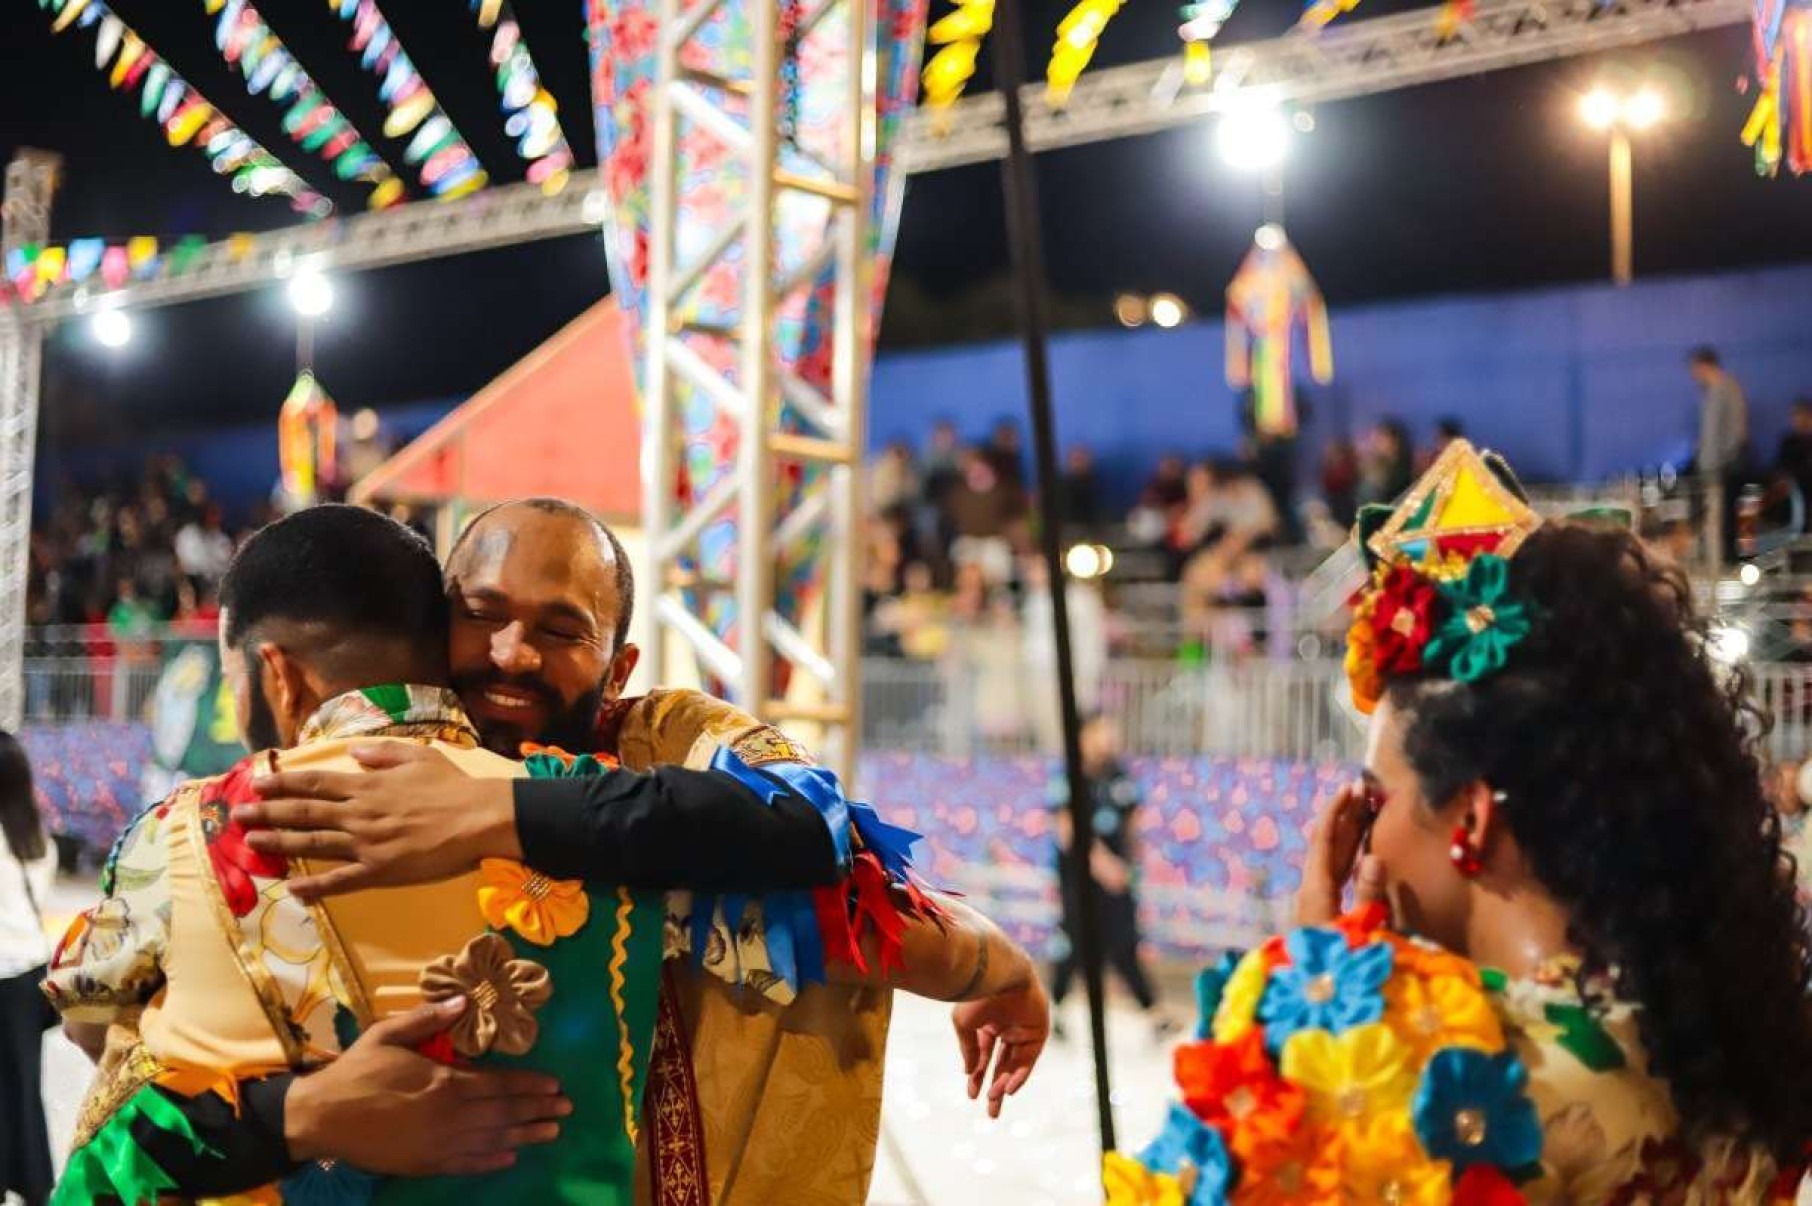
468 0 575 194
326 0 488 200
1177 0 1238 85
1225 227 1333 438
35 0 329 216
198 0 404 208
1046 0 1122 104
1746 0 1812 175
923 0 994 108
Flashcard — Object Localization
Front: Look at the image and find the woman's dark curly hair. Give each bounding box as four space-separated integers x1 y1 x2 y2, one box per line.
1386 521 1812 1161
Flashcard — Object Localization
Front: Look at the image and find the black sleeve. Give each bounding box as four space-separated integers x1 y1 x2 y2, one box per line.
130 1076 298 1196
512 764 845 890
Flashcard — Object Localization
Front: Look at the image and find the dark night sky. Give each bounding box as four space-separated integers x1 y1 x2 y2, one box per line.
3 0 1809 446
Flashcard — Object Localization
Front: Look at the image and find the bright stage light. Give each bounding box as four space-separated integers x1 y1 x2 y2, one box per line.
1580 88 1619 130
1064 544 1115 579
1113 294 1147 328
1255 222 1287 251
288 269 334 319
91 308 132 349
1739 561 1762 587
1216 100 1290 172
1149 293 1187 329
1624 88 1665 131
1709 623 1751 665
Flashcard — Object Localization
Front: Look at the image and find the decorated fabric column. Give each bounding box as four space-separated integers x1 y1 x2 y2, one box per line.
585 0 928 689
278 370 338 507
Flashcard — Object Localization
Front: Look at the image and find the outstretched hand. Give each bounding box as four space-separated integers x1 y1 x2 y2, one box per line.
951 979 1050 1119
233 743 518 901
286 997 570 1177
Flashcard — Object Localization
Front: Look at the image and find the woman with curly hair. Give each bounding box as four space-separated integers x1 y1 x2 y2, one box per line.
1111 442 1812 1204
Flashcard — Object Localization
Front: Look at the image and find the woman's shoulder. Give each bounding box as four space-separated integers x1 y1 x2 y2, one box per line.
1105 912 1800 1205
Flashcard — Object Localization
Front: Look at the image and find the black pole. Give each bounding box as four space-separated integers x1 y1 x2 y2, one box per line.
991 0 1117 1161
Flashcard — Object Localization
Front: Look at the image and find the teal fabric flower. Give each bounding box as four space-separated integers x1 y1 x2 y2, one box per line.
1256 927 1393 1053
1138 1103 1234 1205
1423 555 1530 683
1194 952 1243 1039
1411 1047 1543 1175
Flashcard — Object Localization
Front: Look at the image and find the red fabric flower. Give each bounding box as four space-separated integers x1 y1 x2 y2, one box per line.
1367 565 1439 674
199 761 286 918
1174 1030 1305 1167
1454 1165 1526 1206
1333 902 1391 947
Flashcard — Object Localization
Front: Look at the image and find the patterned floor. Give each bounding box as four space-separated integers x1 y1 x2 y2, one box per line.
37 876 1182 1205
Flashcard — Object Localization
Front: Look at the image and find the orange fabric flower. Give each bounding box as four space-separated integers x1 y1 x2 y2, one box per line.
1230 1118 1342 1206
477 858 590 946
1174 1030 1306 1168
1383 958 1504 1063
1345 604 1384 715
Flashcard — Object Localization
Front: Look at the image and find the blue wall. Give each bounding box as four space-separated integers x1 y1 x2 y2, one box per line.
869 263 1812 500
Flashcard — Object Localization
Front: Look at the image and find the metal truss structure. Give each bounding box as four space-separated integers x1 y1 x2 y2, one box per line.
635 0 873 778
0 0 1747 738
0 152 59 731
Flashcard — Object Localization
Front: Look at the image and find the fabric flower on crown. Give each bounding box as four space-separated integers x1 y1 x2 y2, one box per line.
1423 555 1531 684
1104 1151 1186 1206
1138 1103 1236 1206
1340 1115 1454 1206
1257 927 1393 1052
477 859 589 947
1411 1047 1542 1176
1368 564 1441 675
419 932 552 1058
1345 598 1386 715
1280 1022 1417 1139
1174 1030 1305 1168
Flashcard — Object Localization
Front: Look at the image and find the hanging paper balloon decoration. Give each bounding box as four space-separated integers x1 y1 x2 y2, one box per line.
1225 226 1333 439
923 0 994 108
278 372 339 507
468 0 576 194
197 0 403 207
1746 0 1812 174
325 0 489 200
35 0 328 215
1178 0 1238 85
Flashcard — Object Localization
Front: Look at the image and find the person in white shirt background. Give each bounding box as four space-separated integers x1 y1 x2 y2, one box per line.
0 731 54 1206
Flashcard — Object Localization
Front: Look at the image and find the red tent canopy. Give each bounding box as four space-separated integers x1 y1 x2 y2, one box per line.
351 299 639 522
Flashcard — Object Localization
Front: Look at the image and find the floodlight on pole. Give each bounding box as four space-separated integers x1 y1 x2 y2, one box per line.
1149 293 1187 328
1576 83 1670 286
90 307 132 350
287 268 334 319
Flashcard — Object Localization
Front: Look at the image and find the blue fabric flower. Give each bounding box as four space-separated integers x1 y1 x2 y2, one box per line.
1138 1102 1234 1205
279 1158 379 1206
1256 927 1393 1052
1412 1047 1543 1174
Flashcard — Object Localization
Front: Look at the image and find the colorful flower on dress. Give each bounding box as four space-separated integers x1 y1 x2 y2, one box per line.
1257 927 1392 1052
278 1157 379 1206
1332 901 1391 948
1384 960 1505 1063
1194 952 1243 1038
1280 1022 1417 1137
476 859 589 947
1211 947 1277 1044
1138 1103 1235 1206
1105 1150 1186 1206
1368 564 1441 674
1228 1118 1342 1206
198 764 287 918
1422 555 1531 684
1453 1164 1528 1205
1174 1030 1305 1168
1340 1115 1454 1206
418 932 553 1058
1411 1047 1542 1175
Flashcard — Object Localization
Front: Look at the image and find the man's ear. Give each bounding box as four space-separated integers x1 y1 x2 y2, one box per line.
605 643 640 701
256 642 313 742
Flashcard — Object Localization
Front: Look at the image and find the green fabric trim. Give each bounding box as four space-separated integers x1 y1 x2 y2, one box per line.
1402 489 1438 533
1543 1002 1627 1072
1355 504 1394 571
360 683 415 724
53 1085 216 1206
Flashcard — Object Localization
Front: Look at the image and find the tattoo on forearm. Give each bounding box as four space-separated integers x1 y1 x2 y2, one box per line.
954 934 991 1000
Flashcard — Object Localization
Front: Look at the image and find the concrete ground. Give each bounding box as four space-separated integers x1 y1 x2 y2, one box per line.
36 876 1187 1205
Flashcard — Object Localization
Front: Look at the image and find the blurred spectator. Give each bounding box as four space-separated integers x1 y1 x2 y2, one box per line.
946 562 1025 744
1127 455 1190 549
947 448 1024 584
1021 554 1108 751
1773 398 1812 512
1319 437 1359 529
868 440 921 517
1418 417 1465 472
922 420 963 508
106 578 156 641
1357 418 1415 508
869 562 951 661
1060 445 1105 530
1142 455 1189 512
984 419 1027 488
175 505 234 591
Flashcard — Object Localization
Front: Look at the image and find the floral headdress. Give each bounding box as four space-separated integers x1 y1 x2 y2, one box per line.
1345 440 1544 714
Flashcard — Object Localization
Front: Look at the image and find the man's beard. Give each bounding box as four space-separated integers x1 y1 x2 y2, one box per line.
243 650 282 752
454 669 607 757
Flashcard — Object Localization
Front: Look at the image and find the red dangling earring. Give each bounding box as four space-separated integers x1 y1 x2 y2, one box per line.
1449 824 1483 877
